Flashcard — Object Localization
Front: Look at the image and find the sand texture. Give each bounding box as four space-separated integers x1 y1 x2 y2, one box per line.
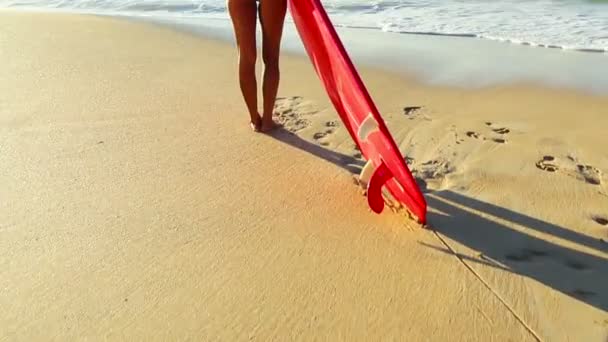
1 11 607 341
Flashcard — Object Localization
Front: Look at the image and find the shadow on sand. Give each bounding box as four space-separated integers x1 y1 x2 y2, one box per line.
269 127 364 175
270 127 608 313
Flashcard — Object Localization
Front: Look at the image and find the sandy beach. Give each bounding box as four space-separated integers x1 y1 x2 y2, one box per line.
1 11 607 341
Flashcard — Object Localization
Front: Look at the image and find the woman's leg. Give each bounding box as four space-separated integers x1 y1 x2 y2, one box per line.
258 0 288 131
227 0 261 130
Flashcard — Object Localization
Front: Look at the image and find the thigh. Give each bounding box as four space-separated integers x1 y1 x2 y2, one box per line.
258 0 288 63
227 0 258 60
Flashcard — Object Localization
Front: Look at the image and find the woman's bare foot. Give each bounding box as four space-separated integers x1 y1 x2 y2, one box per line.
250 113 262 132
261 118 278 132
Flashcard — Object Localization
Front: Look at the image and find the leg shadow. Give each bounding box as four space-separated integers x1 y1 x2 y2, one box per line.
427 190 608 312
268 127 364 175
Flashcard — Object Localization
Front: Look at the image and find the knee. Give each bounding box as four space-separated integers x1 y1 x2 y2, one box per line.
263 55 280 72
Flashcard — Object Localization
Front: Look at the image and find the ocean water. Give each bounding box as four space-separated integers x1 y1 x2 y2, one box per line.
1 0 607 53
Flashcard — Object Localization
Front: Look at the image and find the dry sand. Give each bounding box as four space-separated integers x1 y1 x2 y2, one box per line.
1 11 607 341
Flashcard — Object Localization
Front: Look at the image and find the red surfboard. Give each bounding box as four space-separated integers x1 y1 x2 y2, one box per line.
289 0 427 224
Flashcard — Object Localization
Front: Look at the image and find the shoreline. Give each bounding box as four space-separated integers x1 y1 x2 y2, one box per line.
136 14 608 96
3 4 608 55
2 7 608 95
1 11 607 341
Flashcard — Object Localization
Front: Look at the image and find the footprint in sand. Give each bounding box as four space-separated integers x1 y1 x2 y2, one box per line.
565 259 590 271
402 105 433 121
414 159 454 182
536 156 604 186
492 128 510 135
485 122 510 135
274 96 318 133
505 248 548 262
505 253 534 262
570 289 596 299
576 164 602 185
325 120 339 128
592 215 608 226
313 131 328 140
592 216 607 243
313 128 335 146
485 122 510 143
466 129 506 144
536 156 558 172
466 131 481 139
403 106 422 116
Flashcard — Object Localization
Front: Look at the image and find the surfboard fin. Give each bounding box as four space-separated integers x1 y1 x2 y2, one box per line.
367 161 392 214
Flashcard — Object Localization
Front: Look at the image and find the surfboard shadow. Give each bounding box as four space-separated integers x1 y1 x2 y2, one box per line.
425 190 608 313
